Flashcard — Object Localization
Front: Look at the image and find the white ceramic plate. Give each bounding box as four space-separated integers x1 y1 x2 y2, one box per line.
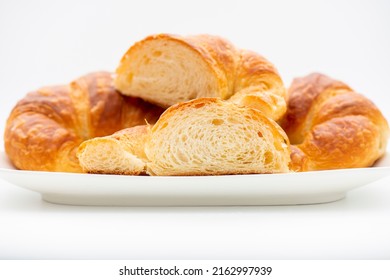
0 150 389 206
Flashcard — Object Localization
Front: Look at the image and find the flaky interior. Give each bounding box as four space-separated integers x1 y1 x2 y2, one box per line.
77 126 149 175
145 99 290 176
115 38 220 108
77 138 145 175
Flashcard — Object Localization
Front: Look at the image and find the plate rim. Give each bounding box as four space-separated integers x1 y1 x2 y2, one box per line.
0 150 389 179
1 150 390 206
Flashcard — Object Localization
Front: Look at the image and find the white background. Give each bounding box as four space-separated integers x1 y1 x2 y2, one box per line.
0 0 390 260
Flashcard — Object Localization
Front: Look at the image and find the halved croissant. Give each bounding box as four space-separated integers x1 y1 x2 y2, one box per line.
115 34 286 121
77 98 291 176
77 125 149 175
4 72 164 172
281 73 389 171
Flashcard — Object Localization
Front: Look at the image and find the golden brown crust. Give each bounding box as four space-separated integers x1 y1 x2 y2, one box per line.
281 73 389 171
280 73 352 144
115 33 286 120
4 72 164 172
228 49 286 120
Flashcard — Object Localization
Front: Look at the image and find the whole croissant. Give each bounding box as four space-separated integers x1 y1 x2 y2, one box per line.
281 73 389 171
4 72 164 172
115 34 286 121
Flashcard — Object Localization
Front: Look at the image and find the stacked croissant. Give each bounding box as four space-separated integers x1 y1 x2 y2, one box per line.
4 34 389 175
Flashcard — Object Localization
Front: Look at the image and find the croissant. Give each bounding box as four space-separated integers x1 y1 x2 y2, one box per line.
77 125 149 175
115 34 286 121
77 98 291 176
4 72 164 172
281 73 389 172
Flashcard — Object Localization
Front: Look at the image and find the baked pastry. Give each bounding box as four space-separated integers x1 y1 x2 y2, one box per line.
281 73 389 171
77 98 291 176
146 98 290 175
4 72 164 172
77 125 149 175
115 34 286 120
